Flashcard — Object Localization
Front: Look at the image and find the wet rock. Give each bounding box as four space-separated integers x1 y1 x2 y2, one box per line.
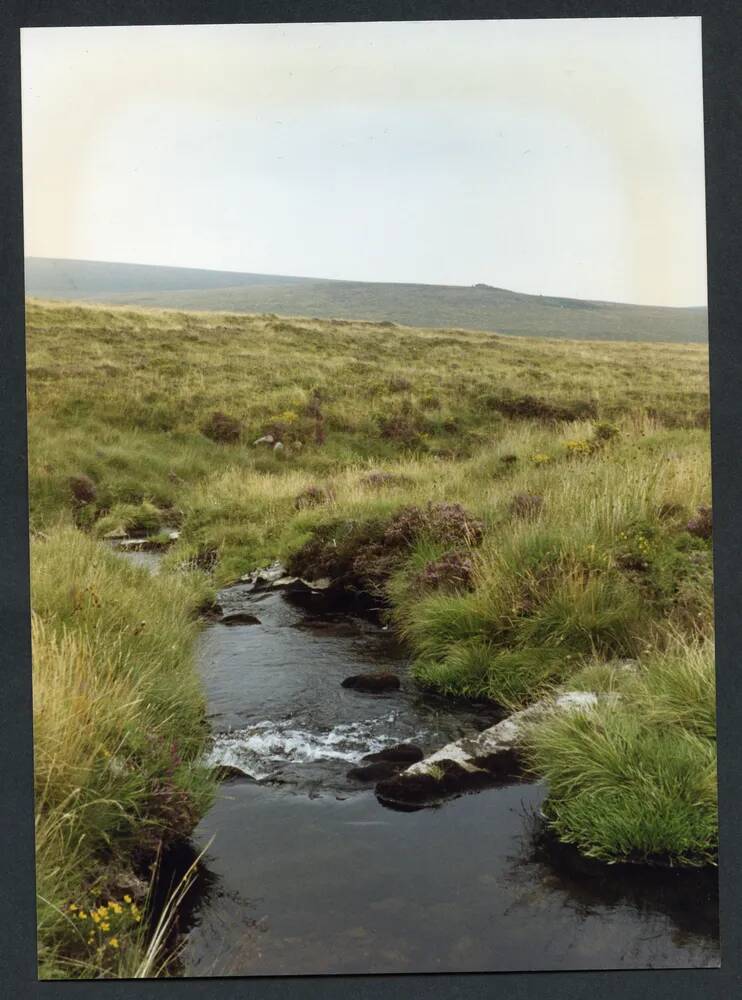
273 441 284 452
376 749 523 809
199 599 224 621
116 537 168 552
241 561 287 589
375 690 608 809
294 617 362 637
213 764 255 782
347 761 404 782
341 673 401 693
220 611 262 626
362 743 424 764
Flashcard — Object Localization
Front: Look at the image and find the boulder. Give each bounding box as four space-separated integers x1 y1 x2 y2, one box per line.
341 673 401 693
375 690 608 810
362 743 424 764
241 561 288 589
347 761 405 782
253 434 275 446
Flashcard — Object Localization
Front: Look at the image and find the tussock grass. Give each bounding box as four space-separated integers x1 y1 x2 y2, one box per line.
522 636 717 865
32 526 215 978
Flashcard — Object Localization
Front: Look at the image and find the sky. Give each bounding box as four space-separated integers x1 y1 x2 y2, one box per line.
21 18 707 307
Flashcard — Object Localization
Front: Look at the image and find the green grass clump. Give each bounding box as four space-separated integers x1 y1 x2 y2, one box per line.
32 525 216 978
414 642 571 710
522 637 717 865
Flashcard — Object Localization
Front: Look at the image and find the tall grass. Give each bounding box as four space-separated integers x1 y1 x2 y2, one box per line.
32 525 216 978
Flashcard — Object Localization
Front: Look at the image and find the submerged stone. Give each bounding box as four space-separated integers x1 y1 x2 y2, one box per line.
341 673 401 693
220 611 262 626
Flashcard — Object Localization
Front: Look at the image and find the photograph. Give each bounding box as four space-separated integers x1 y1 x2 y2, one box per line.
21 16 718 980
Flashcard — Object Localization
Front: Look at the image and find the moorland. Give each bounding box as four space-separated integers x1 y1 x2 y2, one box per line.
26 297 715 977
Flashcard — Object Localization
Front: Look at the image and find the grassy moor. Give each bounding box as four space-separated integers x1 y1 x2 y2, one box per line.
27 298 715 976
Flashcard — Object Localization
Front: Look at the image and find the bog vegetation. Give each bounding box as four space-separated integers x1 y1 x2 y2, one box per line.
26 298 715 976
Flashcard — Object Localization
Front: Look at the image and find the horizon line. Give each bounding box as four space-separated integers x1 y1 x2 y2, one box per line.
24 255 709 312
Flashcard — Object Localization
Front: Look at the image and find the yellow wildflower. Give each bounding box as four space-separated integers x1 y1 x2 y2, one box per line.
92 913 100 924
69 903 78 912
101 922 110 932
123 895 132 904
109 937 119 949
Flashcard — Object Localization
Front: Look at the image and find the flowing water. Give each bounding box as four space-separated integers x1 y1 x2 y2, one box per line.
122 552 720 975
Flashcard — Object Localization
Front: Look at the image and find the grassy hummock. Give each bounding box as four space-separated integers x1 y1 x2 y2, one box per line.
522 638 717 866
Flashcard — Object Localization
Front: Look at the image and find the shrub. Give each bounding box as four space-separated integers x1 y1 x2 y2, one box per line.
384 501 484 548
294 485 330 510
487 394 597 423
658 501 686 521
376 402 423 445
417 551 475 592
201 411 242 444
69 474 97 505
420 394 442 410
687 505 712 539
509 493 544 519
360 471 411 489
592 421 620 443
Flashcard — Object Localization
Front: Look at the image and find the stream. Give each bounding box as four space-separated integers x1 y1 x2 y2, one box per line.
121 549 720 975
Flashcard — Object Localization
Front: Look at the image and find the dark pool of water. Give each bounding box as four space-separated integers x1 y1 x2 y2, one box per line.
117 553 720 975
176 781 718 976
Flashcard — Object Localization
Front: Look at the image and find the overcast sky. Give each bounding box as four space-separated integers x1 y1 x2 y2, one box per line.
21 18 706 306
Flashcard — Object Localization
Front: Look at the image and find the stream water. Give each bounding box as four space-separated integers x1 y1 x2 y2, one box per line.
122 551 720 975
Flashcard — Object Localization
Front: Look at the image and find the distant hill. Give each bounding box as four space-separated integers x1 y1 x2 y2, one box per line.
24 257 708 343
